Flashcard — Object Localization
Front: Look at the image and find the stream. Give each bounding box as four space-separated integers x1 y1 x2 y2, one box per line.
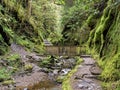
0 43 102 90
14 55 102 90
10 43 77 90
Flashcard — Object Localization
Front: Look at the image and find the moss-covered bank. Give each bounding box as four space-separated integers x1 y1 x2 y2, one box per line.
62 57 83 90
87 0 120 89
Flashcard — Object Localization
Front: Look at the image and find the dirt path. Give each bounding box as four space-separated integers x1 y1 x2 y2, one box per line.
70 55 102 90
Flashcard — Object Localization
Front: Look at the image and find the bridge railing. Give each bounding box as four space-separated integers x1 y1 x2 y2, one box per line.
44 46 87 56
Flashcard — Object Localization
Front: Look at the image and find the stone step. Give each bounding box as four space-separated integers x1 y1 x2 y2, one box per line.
80 55 91 58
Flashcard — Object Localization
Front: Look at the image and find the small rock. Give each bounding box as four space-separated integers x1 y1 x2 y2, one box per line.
84 78 93 83
53 69 59 75
78 84 85 89
74 75 82 79
32 65 42 72
78 65 83 68
60 69 71 75
83 58 96 65
74 74 88 79
41 68 50 73
88 86 94 90
56 62 63 67
90 83 96 87
24 88 28 90
90 66 102 75
96 86 102 90
78 84 84 89
84 85 89 89
8 84 15 90
62 61 72 68
85 74 98 79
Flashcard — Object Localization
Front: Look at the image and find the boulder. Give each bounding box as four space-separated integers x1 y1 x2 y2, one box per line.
90 66 102 75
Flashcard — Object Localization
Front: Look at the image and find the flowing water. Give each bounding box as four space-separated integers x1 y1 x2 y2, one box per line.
21 80 61 90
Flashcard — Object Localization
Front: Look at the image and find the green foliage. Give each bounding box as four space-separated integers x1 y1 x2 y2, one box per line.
61 0 98 45
6 54 20 61
101 80 120 90
5 54 21 72
116 85 120 90
0 45 7 55
56 76 65 83
2 80 15 85
0 0 64 53
39 56 52 67
3 26 14 39
54 0 65 5
99 54 120 81
93 7 112 54
39 55 58 68
0 34 8 55
0 68 11 82
0 0 61 54
87 0 120 89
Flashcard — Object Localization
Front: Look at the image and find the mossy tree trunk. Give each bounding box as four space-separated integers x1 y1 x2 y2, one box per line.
27 0 32 19
88 0 116 56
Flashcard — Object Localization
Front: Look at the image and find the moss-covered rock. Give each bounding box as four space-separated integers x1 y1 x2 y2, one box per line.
24 63 33 71
2 80 15 85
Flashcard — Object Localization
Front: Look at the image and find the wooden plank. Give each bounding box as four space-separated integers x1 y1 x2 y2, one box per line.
44 46 86 56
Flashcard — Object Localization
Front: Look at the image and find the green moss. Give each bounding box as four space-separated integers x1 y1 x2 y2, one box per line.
101 80 120 90
116 85 120 90
33 45 44 53
6 54 20 61
0 35 8 54
4 54 22 73
87 1 120 90
93 7 112 53
99 53 120 81
56 76 65 83
2 80 15 85
86 14 97 28
0 68 11 82
3 26 14 39
16 37 30 47
62 57 83 90
39 56 53 67
24 63 33 71
87 29 95 47
4 0 26 21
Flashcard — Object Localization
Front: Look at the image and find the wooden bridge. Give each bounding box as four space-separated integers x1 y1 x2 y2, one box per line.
43 39 87 56
44 46 87 56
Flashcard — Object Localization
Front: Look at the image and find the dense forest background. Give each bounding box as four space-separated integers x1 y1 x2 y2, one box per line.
0 0 120 89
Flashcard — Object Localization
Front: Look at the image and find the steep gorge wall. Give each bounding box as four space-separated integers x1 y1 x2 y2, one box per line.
0 0 63 55
0 0 42 54
87 0 120 82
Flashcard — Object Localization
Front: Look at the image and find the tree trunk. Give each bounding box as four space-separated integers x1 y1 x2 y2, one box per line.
27 0 32 19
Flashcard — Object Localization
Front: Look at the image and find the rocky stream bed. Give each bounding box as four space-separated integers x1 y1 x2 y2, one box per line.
0 44 102 90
